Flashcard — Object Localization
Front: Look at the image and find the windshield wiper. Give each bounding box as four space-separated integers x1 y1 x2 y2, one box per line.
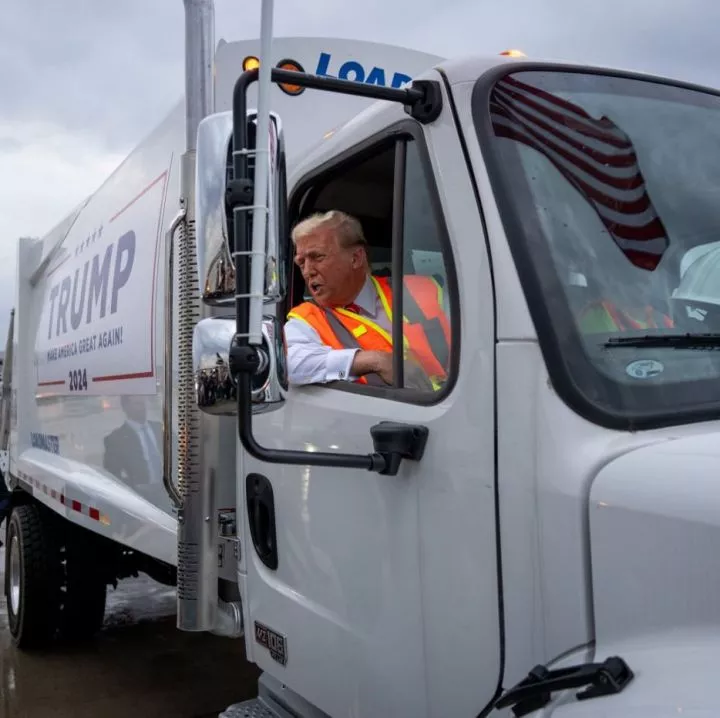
603 333 720 349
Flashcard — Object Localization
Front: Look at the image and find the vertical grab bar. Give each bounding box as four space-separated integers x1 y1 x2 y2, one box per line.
163 210 185 509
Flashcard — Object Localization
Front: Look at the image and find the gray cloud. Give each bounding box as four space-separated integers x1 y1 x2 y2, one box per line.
0 0 719 343
2 0 717 152
0 137 22 152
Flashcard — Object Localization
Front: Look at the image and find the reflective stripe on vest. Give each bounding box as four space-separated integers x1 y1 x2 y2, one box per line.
599 300 674 330
287 274 450 389
320 309 387 387
371 276 450 382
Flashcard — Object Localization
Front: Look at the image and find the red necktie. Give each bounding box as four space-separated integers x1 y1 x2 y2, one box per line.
345 303 362 315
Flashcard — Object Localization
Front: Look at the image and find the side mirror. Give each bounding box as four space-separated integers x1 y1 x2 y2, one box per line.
195 110 288 308
193 315 287 417
196 112 234 305
259 111 288 305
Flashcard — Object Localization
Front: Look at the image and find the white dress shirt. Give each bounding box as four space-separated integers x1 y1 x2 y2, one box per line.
125 417 162 484
284 276 391 385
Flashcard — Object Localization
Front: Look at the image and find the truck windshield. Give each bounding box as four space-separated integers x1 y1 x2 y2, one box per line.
473 69 720 429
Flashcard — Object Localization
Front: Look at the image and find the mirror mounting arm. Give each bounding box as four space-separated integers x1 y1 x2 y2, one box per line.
230 357 388 473
406 80 443 124
228 342 429 476
228 337 262 375
226 177 254 211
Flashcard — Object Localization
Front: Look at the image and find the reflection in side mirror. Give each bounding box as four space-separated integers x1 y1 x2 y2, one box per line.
196 112 234 306
193 315 287 417
246 313 288 409
195 110 288 308
261 111 288 305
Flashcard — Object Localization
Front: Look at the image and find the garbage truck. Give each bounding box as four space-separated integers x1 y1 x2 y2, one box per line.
0 27 444 647
5 0 720 716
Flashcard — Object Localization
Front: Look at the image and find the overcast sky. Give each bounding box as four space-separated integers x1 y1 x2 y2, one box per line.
0 0 718 343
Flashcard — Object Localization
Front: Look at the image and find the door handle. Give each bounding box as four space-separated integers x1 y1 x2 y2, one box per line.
246 473 278 570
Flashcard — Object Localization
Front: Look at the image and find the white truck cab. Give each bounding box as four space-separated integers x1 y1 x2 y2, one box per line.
4 2 720 717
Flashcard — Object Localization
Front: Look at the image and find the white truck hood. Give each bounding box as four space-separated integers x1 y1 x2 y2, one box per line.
547 432 720 716
544 630 720 716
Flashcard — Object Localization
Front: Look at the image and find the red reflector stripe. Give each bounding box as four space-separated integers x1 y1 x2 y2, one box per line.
16 470 109 526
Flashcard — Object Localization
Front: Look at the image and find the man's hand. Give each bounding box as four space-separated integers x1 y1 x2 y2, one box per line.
403 356 435 392
351 349 393 384
350 350 435 390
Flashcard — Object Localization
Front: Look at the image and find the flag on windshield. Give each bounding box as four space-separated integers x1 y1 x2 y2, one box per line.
490 74 669 271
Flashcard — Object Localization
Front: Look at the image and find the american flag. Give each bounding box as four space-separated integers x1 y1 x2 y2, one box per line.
489 74 669 271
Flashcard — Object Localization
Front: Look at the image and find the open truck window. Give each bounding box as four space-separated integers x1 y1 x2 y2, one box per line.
286 129 458 402
474 68 720 429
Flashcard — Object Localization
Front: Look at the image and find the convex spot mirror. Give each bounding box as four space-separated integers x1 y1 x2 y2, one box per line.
193 315 288 416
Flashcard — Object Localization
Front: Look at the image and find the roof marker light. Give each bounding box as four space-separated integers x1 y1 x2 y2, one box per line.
276 58 306 96
243 55 260 71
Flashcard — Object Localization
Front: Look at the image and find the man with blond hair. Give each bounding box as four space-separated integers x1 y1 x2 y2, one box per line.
284 210 450 390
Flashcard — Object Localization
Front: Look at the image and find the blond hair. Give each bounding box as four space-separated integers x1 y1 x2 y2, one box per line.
290 210 367 250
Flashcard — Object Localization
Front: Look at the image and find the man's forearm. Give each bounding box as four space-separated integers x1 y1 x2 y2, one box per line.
287 342 359 384
284 318 391 385
350 350 384 377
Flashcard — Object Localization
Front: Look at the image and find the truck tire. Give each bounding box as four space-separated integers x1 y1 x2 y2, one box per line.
4 503 60 649
56 525 108 642
4 503 108 648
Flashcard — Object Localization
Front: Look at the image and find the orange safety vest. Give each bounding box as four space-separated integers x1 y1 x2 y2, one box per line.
591 299 674 331
287 275 450 387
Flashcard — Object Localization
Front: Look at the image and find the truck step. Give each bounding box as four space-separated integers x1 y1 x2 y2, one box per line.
219 698 291 718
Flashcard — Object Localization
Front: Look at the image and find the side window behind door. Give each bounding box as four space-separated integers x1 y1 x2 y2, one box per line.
399 139 453 393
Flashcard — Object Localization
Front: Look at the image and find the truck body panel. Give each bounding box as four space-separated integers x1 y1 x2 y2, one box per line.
590 432 720 642
214 37 444 164
546 633 720 716
9 102 182 564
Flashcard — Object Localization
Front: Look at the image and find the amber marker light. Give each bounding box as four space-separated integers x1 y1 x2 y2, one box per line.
243 55 261 71
276 58 306 95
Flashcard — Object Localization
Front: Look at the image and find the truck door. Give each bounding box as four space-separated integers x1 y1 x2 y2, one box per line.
241 102 501 717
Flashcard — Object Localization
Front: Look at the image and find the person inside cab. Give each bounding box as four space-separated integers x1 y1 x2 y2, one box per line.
577 296 674 333
284 210 450 390
574 259 675 334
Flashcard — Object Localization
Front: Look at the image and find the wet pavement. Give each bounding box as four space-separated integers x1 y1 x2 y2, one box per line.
0 544 260 718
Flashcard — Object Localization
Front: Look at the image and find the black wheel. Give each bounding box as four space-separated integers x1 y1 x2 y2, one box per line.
4 504 60 649
56 524 107 642
4 503 109 649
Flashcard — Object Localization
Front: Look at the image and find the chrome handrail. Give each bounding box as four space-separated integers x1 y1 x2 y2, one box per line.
163 209 185 509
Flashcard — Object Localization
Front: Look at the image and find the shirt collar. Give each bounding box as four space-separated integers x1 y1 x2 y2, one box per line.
126 418 149 433
350 276 379 317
